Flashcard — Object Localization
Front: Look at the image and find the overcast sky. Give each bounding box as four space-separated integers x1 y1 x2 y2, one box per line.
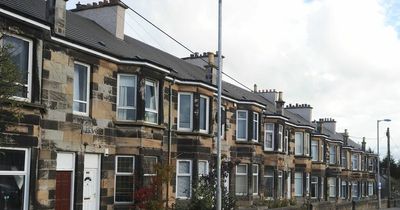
68 0 400 160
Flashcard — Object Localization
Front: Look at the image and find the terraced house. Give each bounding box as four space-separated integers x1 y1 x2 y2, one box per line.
0 0 379 209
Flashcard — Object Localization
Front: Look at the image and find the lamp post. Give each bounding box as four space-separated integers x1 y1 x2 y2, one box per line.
377 119 391 210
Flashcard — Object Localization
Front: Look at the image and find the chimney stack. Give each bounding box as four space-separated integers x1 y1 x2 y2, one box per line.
253 84 258 92
47 0 68 36
285 103 313 122
343 129 349 146
276 91 285 115
182 51 221 86
361 137 366 151
72 0 128 39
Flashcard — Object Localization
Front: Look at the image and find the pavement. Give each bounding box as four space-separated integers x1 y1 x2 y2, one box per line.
382 208 400 210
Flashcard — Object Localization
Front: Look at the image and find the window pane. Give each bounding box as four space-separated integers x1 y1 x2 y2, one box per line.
0 175 25 209
198 161 208 176
0 149 25 171
145 112 157 124
238 112 246 119
145 81 156 110
119 76 136 107
178 161 190 174
74 64 88 102
237 119 246 139
179 94 191 128
235 175 248 195
177 176 190 198
295 133 303 155
3 35 29 85
117 109 136 121
266 133 273 148
143 157 157 175
265 176 274 197
117 157 134 173
199 97 207 130
237 165 247 174
115 175 134 202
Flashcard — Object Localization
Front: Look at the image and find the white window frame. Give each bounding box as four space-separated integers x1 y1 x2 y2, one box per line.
284 130 289 154
320 177 324 199
304 133 310 156
294 172 303 196
236 110 248 141
368 182 373 196
368 158 373 172
114 155 135 204
277 125 283 152
143 156 157 185
352 181 358 198
306 173 310 196
235 164 248 196
73 61 90 116
144 79 158 124
0 147 30 210
177 92 193 131
198 160 209 177
116 74 137 121
277 170 283 198
264 169 274 198
311 176 318 199
295 132 304 155
252 113 259 142
311 140 319 161
252 164 259 195
56 152 75 210
1 33 33 102
199 95 209 133
176 160 192 199
330 144 337 165
328 177 336 198
341 180 347 199
352 154 359 171
264 123 274 151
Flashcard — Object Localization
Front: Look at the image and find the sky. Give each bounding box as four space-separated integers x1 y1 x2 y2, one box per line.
67 0 400 160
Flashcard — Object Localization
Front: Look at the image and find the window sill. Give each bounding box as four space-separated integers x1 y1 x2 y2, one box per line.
7 101 45 111
294 155 311 159
235 141 263 146
114 120 166 129
175 131 213 137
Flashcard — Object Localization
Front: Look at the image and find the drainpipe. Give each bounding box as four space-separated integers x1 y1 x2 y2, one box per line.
166 79 174 208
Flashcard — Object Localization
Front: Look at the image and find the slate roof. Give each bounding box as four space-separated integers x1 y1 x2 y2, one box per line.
0 0 314 128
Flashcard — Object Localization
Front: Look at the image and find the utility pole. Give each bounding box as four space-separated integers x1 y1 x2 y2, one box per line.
216 0 223 209
387 127 391 208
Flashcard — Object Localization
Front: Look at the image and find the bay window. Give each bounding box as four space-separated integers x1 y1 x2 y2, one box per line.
236 110 248 141
178 93 193 131
311 140 318 161
294 172 303 196
144 79 158 124
73 62 90 115
143 156 157 187
115 156 135 203
264 123 274 151
252 113 259 141
1 34 33 101
235 164 248 195
295 132 303 155
176 160 192 199
0 148 30 210
252 165 258 195
199 95 209 133
117 74 137 121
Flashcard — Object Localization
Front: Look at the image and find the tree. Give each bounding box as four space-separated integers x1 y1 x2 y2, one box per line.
0 40 23 143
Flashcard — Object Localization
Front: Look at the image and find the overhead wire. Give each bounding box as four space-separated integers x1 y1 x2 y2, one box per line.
121 1 254 92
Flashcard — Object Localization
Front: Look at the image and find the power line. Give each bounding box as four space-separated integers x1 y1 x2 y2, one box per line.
122 1 254 92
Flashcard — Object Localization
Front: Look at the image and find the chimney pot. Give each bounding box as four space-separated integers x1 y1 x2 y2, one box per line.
254 84 258 92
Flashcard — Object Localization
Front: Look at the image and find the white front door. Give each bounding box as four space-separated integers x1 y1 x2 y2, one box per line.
83 154 100 210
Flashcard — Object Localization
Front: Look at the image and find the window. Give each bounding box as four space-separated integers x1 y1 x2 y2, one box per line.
1 34 33 101
115 156 135 203
311 176 318 198
320 178 324 199
73 62 90 115
235 164 248 196
341 181 347 199
0 148 30 210
304 133 310 156
342 151 348 169
294 172 303 196
329 145 336 164
264 123 274 151
220 107 226 138
311 140 318 161
176 160 192 199
199 96 209 133
277 171 283 198
143 156 157 187
178 93 193 131
278 125 283 152
368 182 373 196
295 132 303 155
284 130 289 154
264 169 274 198
328 177 336 198
306 173 310 196
252 113 259 141
368 158 373 172
144 79 158 124
236 110 248 141
198 160 209 177
352 154 359 171
252 165 258 195
287 171 291 199
352 182 358 198
117 74 137 120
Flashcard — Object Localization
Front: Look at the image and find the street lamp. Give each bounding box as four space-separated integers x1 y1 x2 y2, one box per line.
377 119 391 209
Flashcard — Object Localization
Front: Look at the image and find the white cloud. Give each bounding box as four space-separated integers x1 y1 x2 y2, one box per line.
68 0 400 159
